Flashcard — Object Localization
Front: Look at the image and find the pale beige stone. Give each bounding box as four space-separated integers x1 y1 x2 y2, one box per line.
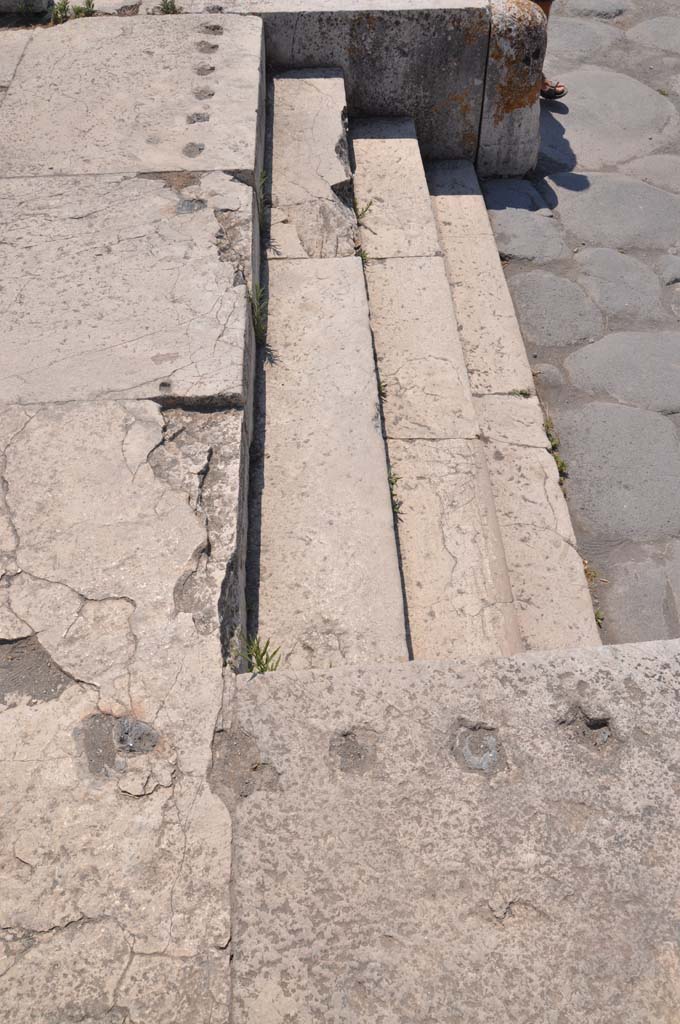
0 15 264 179
475 394 547 448
267 70 356 259
0 399 238 1021
255 257 408 669
389 438 521 659
0 29 31 90
0 172 255 405
232 640 680 1022
352 118 440 258
365 257 477 440
427 159 535 395
485 441 601 649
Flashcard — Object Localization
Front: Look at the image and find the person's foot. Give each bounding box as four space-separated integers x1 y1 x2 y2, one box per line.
541 77 568 100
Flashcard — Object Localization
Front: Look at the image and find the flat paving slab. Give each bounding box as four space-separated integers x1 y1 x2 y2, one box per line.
232 640 680 1022
0 15 264 179
1 171 255 405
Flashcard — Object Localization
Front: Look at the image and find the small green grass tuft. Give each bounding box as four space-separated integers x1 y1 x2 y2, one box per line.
256 169 267 223
544 417 568 481
356 247 368 266
510 388 532 398
72 0 95 17
353 196 373 225
377 379 388 401
242 634 282 673
51 0 70 23
388 470 403 521
159 0 182 13
594 609 604 629
249 284 268 345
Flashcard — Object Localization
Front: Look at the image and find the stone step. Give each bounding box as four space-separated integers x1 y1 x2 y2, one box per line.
230 640 680 1021
252 77 408 670
253 257 409 670
352 118 522 660
427 158 601 651
266 69 356 260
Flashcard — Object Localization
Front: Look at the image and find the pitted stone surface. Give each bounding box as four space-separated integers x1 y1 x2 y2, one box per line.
545 16 623 66
539 65 678 171
267 70 356 259
232 641 680 1021
622 153 680 194
0 172 255 405
352 118 440 259
627 16 680 55
574 248 665 321
0 15 264 179
364 256 477 440
388 437 521 660
553 0 627 17
542 173 680 249
0 28 30 90
508 269 604 350
565 332 680 411
483 180 570 263
556 402 680 542
0 400 239 1021
254 257 408 670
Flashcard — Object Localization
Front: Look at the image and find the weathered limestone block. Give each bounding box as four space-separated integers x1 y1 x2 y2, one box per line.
0 172 256 406
485 434 601 649
0 29 31 89
267 70 356 259
0 400 244 1021
0 15 264 180
477 0 547 177
364 256 477 440
352 118 440 258
232 640 680 1021
254 257 408 670
427 160 535 394
389 438 522 659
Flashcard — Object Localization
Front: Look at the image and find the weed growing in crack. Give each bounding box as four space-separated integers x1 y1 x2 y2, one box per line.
594 609 604 629
388 470 403 522
544 417 568 483
241 634 282 673
378 379 388 401
249 284 268 345
72 0 95 16
256 169 267 224
356 247 369 266
353 197 373 225
510 389 531 398
51 0 70 23
159 0 182 12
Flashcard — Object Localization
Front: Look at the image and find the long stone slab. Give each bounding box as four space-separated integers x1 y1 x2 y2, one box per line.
231 639 680 1022
0 15 264 180
389 437 522 659
1 171 256 406
267 69 356 259
484 423 601 650
254 256 408 669
364 256 477 440
356 138 522 660
427 158 534 396
0 398 248 1021
352 118 440 258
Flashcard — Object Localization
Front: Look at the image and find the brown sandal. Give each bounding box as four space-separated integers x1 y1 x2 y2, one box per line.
541 80 568 100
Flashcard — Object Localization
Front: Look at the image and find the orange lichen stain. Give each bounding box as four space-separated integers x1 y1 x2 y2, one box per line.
431 91 472 117
493 72 541 124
